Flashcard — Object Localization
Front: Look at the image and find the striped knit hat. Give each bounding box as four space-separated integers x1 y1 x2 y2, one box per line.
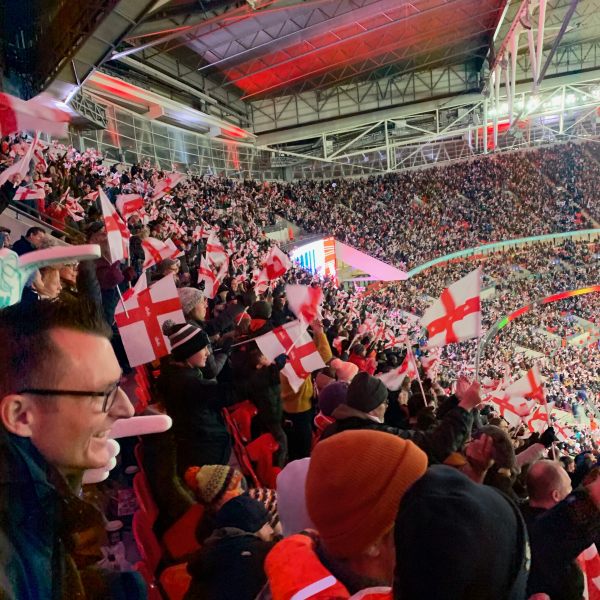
185 465 237 505
162 320 209 361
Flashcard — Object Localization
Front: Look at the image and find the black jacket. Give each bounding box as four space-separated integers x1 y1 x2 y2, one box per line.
158 362 236 472
321 401 473 464
527 490 600 600
11 235 35 256
185 527 275 600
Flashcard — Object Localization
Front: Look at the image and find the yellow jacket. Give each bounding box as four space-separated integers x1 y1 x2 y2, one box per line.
280 331 332 414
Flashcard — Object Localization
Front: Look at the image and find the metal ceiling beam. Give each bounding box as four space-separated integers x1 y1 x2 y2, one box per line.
243 34 491 101
196 0 414 72
222 0 489 89
255 65 600 145
537 0 580 85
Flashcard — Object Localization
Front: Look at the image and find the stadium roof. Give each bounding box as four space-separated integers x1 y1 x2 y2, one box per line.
120 0 504 100
13 0 600 174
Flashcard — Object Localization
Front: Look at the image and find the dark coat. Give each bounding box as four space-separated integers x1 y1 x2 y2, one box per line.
527 490 600 600
11 235 35 256
0 431 145 600
185 528 275 600
158 362 236 472
321 401 473 464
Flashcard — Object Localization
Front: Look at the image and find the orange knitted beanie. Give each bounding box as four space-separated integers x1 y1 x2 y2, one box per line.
306 430 428 558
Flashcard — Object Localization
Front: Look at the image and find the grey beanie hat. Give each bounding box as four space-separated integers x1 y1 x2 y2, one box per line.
178 287 205 317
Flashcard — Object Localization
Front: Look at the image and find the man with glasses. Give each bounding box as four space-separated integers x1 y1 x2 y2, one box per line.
0 298 142 599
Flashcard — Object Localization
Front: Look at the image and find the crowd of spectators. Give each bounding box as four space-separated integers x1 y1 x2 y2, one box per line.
1 132 600 600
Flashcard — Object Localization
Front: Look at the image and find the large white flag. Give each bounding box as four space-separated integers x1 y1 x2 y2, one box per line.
421 268 482 348
99 189 130 263
254 320 326 393
114 275 185 367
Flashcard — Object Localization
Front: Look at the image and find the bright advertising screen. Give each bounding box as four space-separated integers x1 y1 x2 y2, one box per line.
290 236 337 278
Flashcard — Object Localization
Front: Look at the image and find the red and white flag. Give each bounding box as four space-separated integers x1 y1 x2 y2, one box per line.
198 256 220 299
151 172 186 201
115 275 185 367
578 544 600 600
192 222 211 242
487 392 534 420
13 186 45 201
142 237 182 270
383 328 407 350
504 365 546 404
525 403 553 434
0 134 38 187
261 245 291 280
254 320 326 393
420 347 442 376
376 347 419 391
116 194 144 222
99 189 130 263
206 232 228 267
421 268 482 348
0 92 70 137
285 284 322 323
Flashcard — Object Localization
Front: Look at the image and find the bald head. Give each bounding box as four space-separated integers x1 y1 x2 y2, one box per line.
527 460 572 509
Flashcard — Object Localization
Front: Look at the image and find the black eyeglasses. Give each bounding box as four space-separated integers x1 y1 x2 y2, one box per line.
18 382 121 413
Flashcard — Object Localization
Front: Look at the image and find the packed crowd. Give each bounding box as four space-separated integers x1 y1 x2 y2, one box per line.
1 132 600 600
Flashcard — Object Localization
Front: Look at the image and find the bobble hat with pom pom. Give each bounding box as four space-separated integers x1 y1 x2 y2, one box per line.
162 319 210 361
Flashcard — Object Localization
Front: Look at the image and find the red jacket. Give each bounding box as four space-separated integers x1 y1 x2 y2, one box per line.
264 534 391 600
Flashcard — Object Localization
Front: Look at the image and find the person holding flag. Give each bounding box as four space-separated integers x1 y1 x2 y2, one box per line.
320 372 480 465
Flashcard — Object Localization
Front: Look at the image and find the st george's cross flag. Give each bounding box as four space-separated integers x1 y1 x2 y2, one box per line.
99 188 130 263
13 186 45 201
261 245 292 280
0 92 70 137
505 364 546 404
525 403 554 434
142 237 183 270
578 544 600 600
116 194 144 222
376 346 419 391
285 284 322 323
421 268 482 348
198 255 220 299
150 172 186 201
254 320 326 393
205 232 228 267
0 134 39 188
114 275 185 367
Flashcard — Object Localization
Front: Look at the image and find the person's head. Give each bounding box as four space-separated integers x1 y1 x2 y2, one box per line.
215 495 275 542
184 464 245 510
249 300 272 321
163 320 210 368
177 287 207 322
0 299 135 477
34 267 62 299
527 459 572 509
86 221 107 246
306 430 428 584
560 455 575 473
330 358 359 383
317 381 348 417
59 262 78 286
469 425 518 479
25 227 46 248
276 458 314 537
394 465 529 600
158 258 180 278
346 371 389 421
